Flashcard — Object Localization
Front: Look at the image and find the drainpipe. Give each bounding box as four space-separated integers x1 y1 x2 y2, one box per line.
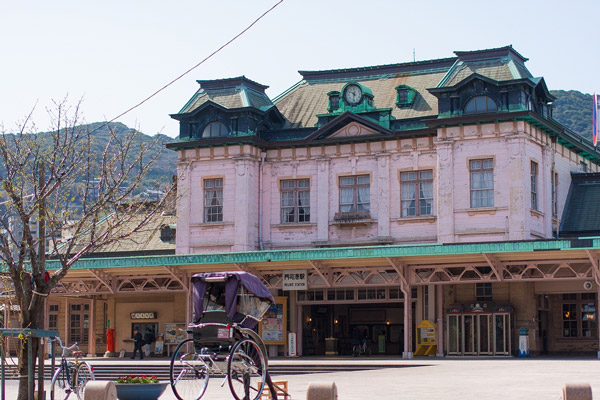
258 152 266 251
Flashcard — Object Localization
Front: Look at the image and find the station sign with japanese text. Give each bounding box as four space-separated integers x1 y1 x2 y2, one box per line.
282 270 307 291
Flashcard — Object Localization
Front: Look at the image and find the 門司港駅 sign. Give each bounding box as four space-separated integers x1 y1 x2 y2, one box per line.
282 270 307 290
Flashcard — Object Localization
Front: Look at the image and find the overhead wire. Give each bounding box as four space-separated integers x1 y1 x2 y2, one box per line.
90 0 284 135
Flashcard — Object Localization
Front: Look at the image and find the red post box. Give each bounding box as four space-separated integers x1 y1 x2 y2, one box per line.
106 328 115 352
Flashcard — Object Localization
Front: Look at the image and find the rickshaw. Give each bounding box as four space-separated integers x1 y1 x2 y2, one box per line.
169 271 278 400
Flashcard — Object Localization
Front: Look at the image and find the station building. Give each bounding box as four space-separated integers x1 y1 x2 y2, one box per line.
47 46 600 358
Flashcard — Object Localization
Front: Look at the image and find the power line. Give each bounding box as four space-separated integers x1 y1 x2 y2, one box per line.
95 0 285 134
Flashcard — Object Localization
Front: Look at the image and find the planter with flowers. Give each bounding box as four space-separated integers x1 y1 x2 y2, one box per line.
115 375 168 400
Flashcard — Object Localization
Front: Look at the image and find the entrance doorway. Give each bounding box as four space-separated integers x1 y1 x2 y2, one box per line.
301 302 408 356
447 312 512 356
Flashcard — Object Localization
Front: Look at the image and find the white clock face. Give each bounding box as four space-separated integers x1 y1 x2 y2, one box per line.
345 85 362 105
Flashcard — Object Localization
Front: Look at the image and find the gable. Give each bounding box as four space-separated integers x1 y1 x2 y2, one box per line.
328 122 380 139
305 112 394 143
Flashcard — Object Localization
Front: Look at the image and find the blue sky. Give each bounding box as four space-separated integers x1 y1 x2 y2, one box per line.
1 0 598 137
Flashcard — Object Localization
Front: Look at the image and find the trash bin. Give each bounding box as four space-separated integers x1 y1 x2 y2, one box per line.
518 327 529 357
325 337 338 356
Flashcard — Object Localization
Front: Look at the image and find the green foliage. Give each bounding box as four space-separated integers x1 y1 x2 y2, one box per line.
551 90 595 140
116 375 160 384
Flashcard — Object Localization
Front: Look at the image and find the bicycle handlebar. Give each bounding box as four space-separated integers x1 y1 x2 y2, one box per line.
52 336 79 352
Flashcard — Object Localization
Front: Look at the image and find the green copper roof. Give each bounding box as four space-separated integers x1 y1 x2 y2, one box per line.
45 238 600 271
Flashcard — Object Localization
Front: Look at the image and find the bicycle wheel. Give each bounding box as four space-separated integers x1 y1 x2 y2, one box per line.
170 338 209 400
227 338 266 400
50 366 70 400
352 345 359 357
74 362 95 400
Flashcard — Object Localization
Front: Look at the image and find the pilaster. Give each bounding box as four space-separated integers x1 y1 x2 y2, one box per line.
317 158 331 242
436 139 455 243
376 153 391 239
175 161 192 254
508 135 528 240
233 155 257 251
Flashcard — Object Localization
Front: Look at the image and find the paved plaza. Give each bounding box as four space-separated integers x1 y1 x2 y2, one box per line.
2 357 599 399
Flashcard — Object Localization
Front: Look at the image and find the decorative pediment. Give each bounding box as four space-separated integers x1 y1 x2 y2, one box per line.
328 122 380 139
307 112 393 143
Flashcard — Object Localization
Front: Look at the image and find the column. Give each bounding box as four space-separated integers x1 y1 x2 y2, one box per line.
376 153 391 239
403 290 413 359
88 299 95 356
436 285 444 357
185 282 192 327
64 298 69 342
436 139 455 243
316 158 331 243
297 304 303 357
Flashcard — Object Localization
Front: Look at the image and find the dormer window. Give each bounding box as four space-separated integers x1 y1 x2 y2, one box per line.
464 96 498 114
202 121 229 138
395 85 416 108
328 91 341 112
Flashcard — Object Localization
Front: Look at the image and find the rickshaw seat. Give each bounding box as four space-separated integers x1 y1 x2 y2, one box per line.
191 310 237 349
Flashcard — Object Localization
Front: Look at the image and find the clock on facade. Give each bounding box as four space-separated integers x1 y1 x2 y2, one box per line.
344 84 362 105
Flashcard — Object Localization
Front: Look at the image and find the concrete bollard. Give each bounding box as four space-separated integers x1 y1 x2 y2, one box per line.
306 382 337 400
83 381 117 400
562 384 592 400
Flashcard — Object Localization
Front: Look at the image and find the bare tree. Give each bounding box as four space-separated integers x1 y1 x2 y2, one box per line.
0 99 174 400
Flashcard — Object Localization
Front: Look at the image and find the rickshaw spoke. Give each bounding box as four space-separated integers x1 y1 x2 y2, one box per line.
227 338 266 400
170 339 209 400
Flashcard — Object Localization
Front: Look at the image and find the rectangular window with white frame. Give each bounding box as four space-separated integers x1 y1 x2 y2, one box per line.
400 170 433 217
531 161 538 210
470 159 494 208
339 175 370 213
280 179 310 223
204 178 223 223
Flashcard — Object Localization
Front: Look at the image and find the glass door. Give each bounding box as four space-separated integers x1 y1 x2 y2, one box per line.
478 314 491 355
447 315 461 355
463 315 476 354
493 313 511 355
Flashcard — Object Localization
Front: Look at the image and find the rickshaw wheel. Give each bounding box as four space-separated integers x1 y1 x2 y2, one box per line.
170 339 210 400
227 338 266 400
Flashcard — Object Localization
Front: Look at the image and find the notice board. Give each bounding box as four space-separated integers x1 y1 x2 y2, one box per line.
259 296 287 345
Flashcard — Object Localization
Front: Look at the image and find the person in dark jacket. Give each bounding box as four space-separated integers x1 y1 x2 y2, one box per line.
143 327 155 357
131 328 144 359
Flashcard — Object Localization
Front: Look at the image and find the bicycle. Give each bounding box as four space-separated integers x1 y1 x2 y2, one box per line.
50 337 95 400
352 338 371 357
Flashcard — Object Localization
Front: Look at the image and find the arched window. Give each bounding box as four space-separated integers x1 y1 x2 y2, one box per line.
464 96 498 114
202 122 229 138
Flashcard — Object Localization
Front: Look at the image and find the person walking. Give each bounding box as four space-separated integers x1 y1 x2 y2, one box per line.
143 327 155 357
131 328 144 359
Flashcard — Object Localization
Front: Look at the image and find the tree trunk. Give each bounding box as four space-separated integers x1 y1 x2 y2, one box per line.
17 293 45 400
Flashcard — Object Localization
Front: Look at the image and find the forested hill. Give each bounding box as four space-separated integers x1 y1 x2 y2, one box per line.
551 90 595 141
80 122 177 187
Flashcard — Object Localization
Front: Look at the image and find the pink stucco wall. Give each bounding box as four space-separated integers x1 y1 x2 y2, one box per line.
175 121 597 254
